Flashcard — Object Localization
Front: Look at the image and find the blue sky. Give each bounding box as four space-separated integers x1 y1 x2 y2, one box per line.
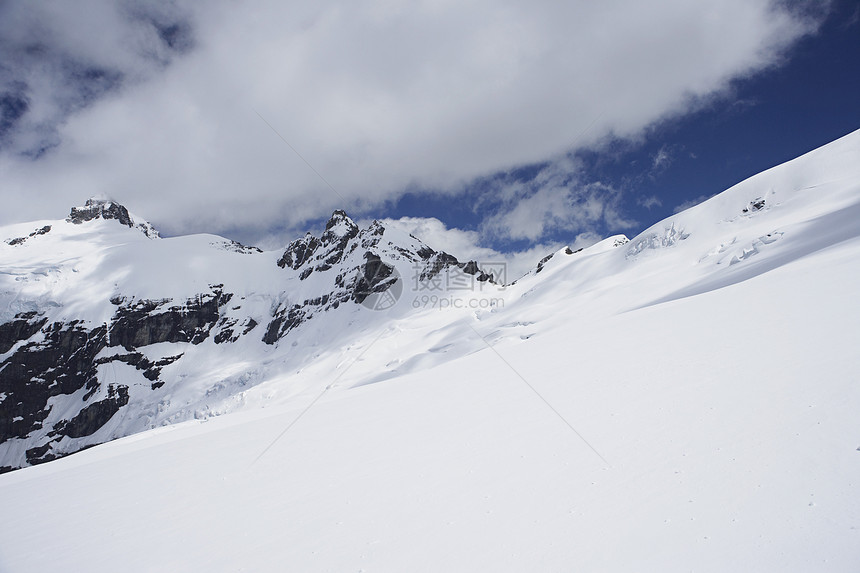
1 0 858 267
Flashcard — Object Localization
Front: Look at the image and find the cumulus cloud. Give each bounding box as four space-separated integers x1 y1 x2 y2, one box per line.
379 215 597 280
378 217 501 264
477 156 637 243
0 0 826 243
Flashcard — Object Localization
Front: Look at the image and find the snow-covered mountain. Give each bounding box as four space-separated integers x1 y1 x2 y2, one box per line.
1 128 859 572
0 200 496 472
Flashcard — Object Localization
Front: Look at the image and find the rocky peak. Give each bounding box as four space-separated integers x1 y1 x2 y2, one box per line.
277 210 362 275
66 198 159 238
321 209 359 243
68 198 134 227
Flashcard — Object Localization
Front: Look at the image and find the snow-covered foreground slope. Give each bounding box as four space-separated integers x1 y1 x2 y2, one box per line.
1 129 860 571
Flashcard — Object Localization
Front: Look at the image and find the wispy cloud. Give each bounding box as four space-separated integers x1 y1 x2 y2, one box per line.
638 195 662 210
651 145 673 172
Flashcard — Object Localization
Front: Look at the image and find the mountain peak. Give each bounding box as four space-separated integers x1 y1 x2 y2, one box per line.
67 198 133 226
323 209 359 240
325 209 351 227
66 197 159 238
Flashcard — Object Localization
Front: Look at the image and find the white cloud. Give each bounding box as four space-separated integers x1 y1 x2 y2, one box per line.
0 0 825 243
478 157 637 242
378 217 498 263
379 215 595 280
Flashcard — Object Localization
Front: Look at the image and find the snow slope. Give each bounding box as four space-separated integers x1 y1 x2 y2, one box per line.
1 129 859 571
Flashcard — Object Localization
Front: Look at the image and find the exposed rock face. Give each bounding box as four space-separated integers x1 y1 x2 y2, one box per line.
0 311 48 354
68 198 135 227
743 197 766 213
213 317 257 345
278 234 322 269
535 253 554 274
462 260 494 282
353 252 397 304
0 287 234 471
109 289 232 349
263 304 312 345
66 197 160 238
5 225 51 247
54 384 130 440
419 252 459 281
0 320 108 452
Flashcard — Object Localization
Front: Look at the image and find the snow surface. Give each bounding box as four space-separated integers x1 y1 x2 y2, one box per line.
1 129 860 571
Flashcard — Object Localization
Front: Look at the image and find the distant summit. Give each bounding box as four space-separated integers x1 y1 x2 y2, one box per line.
67 198 135 227
67 198 160 238
323 209 358 237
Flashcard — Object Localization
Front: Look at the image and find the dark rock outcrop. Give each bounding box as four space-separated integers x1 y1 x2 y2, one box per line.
214 317 257 344
109 289 232 350
278 233 322 269
0 321 107 444
535 253 554 274
52 385 130 440
743 197 766 213
419 252 460 282
277 211 360 278
462 260 494 282
353 253 397 304
0 311 48 354
66 198 159 238
4 225 52 246
0 284 233 470
68 198 135 228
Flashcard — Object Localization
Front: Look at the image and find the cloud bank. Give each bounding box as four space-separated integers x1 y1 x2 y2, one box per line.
0 0 825 246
